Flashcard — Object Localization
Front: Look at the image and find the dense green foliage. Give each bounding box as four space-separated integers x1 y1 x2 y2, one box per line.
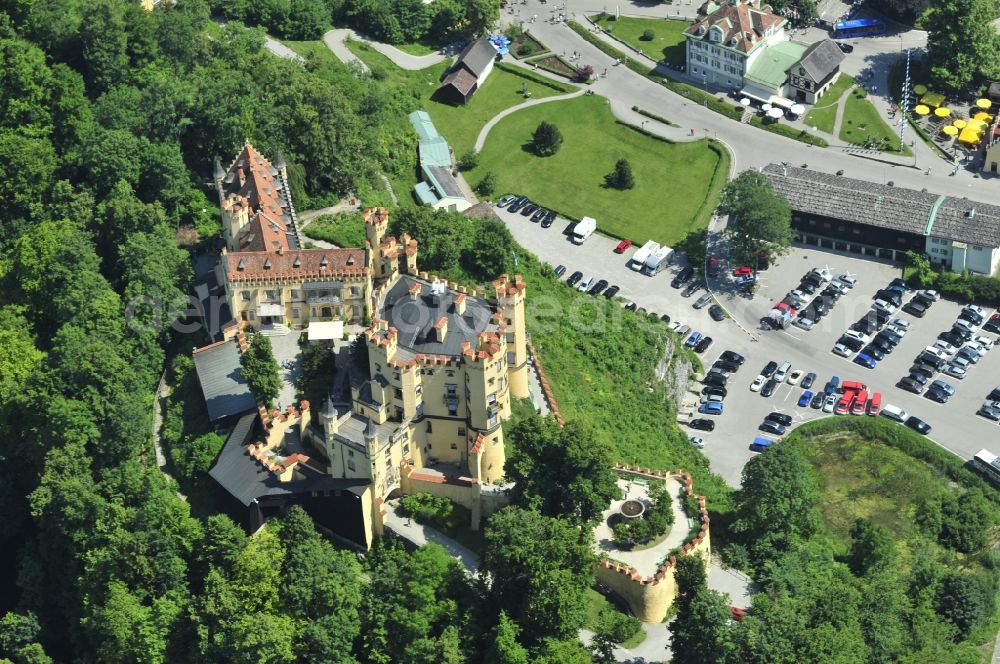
923 0 1000 92
294 340 337 407
240 333 282 407
719 170 794 265
604 158 635 190
505 415 621 525
906 250 1000 305
532 121 563 156
399 492 468 532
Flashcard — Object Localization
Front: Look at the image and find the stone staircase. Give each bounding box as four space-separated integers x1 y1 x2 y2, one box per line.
259 322 291 337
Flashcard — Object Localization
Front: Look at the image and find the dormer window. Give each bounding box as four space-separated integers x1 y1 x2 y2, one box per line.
237 258 245 271
347 255 355 265
697 26 706 35
293 256 301 268
320 256 329 269
729 36 738 46
263 258 272 270
709 26 723 42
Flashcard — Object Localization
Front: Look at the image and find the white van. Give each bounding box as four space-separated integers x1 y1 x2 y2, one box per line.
577 275 594 292
773 361 792 383
881 404 908 422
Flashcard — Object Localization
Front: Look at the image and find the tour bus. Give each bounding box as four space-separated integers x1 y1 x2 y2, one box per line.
835 390 856 415
972 449 1000 487
832 18 886 38
850 389 869 415
867 392 882 416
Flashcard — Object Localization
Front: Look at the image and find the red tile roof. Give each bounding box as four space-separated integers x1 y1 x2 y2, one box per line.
223 248 368 281
222 144 294 251
686 0 785 54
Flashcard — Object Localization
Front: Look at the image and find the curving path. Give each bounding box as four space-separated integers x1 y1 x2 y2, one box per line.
473 88 586 152
321 28 449 72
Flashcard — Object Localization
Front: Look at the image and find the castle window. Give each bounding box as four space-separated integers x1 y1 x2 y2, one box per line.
403 443 410 454
320 256 329 268
488 377 495 386
351 287 361 297
426 421 433 432
394 388 402 399
293 257 301 268
446 384 457 395
488 413 498 427
458 427 466 436
448 405 458 416
241 312 248 321
385 457 392 469
488 393 497 405
348 450 354 457
290 290 298 299
347 459 356 472
248 311 255 321
292 309 300 319
450 443 458 450
241 291 251 301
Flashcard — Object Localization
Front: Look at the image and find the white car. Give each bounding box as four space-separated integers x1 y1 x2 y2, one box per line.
668 321 684 333
832 343 852 357
788 291 808 307
577 276 594 292
891 318 911 330
974 335 995 350
700 393 724 404
689 436 705 449
919 289 940 301
793 316 816 331
933 339 957 355
943 364 967 379
823 394 837 412
872 299 897 314
835 274 857 288
963 304 985 317
787 369 804 386
844 330 870 344
827 280 849 295
750 375 766 392
886 323 908 337
809 268 832 282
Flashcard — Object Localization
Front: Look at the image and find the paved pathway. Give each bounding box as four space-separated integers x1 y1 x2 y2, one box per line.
151 369 188 502
473 88 586 152
321 28 451 72
382 500 481 573
263 35 304 63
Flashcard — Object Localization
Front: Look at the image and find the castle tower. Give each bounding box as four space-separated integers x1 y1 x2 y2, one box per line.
494 274 529 399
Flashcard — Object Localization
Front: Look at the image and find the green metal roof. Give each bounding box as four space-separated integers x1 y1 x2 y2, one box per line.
408 110 439 142
418 135 452 168
925 194 947 236
744 41 808 91
413 181 440 206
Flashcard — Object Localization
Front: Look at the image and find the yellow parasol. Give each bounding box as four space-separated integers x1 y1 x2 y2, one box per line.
914 104 930 116
953 119 967 129
942 125 958 136
958 128 982 144
914 84 928 95
967 118 987 130
973 112 993 123
976 98 992 110
934 107 951 118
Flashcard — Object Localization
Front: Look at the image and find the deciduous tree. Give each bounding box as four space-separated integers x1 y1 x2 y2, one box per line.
924 0 1000 93
241 334 282 408
848 518 896 576
719 170 793 266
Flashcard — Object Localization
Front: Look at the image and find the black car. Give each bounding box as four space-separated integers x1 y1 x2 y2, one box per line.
507 196 529 212
862 345 885 361
889 278 910 291
760 420 786 435
898 376 924 394
588 279 608 296
837 41 854 53
905 416 931 435
959 310 984 325
703 373 728 387
624 302 638 312
810 392 825 409
720 351 745 365
802 272 824 288
695 336 714 353
912 292 936 306
874 290 903 306
702 385 728 398
762 361 778 377
801 372 816 389
541 210 556 228
681 280 703 298
873 309 892 324
761 378 778 397
603 285 620 299
875 330 901 346
917 352 946 369
813 300 830 316
838 335 865 352
530 207 547 222
938 330 964 347
909 371 929 385
870 338 893 354
990 386 1000 402
950 326 973 342
660 313 671 324
671 266 695 288
799 281 817 295
708 304 725 321
852 319 878 335
909 363 936 378
520 203 538 216
925 388 949 403
903 301 927 317
689 418 716 431
554 264 567 277
714 360 740 373
821 285 843 299
566 271 583 287
767 412 793 426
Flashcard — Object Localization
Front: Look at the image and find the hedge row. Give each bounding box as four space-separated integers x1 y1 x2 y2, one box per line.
631 105 680 128
494 61 575 93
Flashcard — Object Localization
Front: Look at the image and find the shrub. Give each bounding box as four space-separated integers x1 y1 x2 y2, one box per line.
575 64 595 83
612 482 674 547
400 493 466 531
518 42 534 56
533 121 563 156
640 29 655 41
476 171 497 196
457 150 479 171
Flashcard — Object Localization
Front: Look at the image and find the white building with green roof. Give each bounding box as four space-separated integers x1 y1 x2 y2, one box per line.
407 111 472 213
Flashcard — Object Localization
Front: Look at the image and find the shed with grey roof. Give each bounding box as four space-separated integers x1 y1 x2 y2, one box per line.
437 37 497 104
192 337 258 421
786 39 844 103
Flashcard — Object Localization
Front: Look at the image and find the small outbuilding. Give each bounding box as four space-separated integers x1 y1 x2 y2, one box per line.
785 39 845 104
438 37 498 104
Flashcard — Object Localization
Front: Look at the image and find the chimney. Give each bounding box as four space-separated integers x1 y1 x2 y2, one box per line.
434 316 449 341
409 282 422 301
454 292 467 316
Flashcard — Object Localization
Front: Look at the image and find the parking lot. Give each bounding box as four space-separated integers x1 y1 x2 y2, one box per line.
495 201 1000 486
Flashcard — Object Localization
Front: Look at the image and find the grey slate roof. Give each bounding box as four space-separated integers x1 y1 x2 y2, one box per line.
378 275 497 356
192 338 257 421
454 38 496 77
793 39 844 83
425 165 465 198
209 413 369 506
762 164 1000 247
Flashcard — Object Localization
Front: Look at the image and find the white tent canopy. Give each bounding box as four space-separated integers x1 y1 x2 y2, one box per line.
767 107 784 119
307 320 344 341
789 103 805 116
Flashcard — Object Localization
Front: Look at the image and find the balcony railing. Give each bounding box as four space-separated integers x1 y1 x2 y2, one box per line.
307 295 341 305
487 400 502 414
443 394 459 405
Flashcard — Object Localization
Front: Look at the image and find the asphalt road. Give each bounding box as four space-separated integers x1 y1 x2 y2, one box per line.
497 203 1000 487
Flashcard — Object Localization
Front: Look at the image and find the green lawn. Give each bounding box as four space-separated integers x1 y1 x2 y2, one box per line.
803 74 855 134
839 87 912 155
468 94 726 245
392 41 439 56
590 14 689 67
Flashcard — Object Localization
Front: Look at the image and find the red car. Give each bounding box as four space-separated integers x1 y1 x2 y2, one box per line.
730 607 747 622
614 239 632 253
732 266 753 277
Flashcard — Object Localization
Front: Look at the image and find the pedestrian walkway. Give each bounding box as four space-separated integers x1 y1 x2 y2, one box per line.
321 28 450 72
473 87 586 152
382 500 481 574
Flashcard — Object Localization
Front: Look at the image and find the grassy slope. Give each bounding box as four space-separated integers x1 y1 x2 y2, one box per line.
590 15 689 67
303 213 366 247
804 74 855 134
468 95 724 245
840 87 912 155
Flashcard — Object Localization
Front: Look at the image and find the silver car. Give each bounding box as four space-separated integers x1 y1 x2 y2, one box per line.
693 293 714 309
823 394 837 412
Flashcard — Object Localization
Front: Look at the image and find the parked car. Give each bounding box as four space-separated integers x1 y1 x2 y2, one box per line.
588 279 608 296
761 378 779 397
507 196 529 212
930 379 955 396
624 301 638 312
798 390 814 407
707 255 721 277
800 372 817 389
603 285 620 299
720 351 745 365
497 194 516 207
698 401 724 415
689 418 716 431
520 203 538 216
702 385 728 398
902 301 927 317
862 345 885 361
854 353 877 369
810 392 825 409
694 293 714 309
767 412 793 426
694 336 714 353
577 275 594 292
566 271 583 287
909 363 936 378
787 370 804 386
898 376 924 394
761 361 778 377
760 420 786 435
660 313 671 324
689 436 705 449
735 274 756 287
530 207 547 222
732 266 753 277
823 394 837 412
682 280 704 297
943 364 967 379
793 316 816 331
750 375 766 392
905 416 931 435
541 210 556 228
714 359 740 373
671 266 695 288
825 376 840 394
978 404 1000 421
614 239 632 253
832 343 852 357
554 264 567 277
708 304 725 321
839 336 864 352
700 393 724 405
685 331 704 349
835 274 857 288
924 387 949 403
